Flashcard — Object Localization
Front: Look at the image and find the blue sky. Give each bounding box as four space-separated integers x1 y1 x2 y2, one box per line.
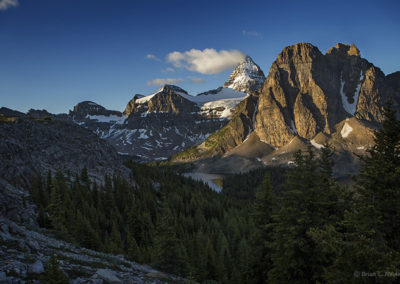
0 0 399 113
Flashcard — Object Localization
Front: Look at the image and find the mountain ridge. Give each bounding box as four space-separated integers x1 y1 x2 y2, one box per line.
171 42 400 176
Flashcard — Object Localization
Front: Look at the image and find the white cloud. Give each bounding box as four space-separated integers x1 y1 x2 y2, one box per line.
146 78 184 86
0 0 19 10
161 67 175 73
167 48 246 74
188 77 205 83
242 30 263 39
145 54 161 61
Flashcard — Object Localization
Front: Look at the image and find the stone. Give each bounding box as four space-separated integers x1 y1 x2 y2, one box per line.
0 271 6 280
29 260 44 274
27 239 39 251
95 269 122 284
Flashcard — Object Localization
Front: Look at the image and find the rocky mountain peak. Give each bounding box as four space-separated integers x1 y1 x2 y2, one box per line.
276 42 323 65
327 43 360 57
223 55 265 93
124 85 198 117
160 84 189 95
70 101 122 118
173 42 400 171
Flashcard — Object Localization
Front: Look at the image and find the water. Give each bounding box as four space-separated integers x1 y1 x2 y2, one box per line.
183 172 223 192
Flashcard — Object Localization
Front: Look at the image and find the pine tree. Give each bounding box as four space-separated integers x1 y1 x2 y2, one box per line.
237 238 251 284
153 200 188 275
41 253 69 284
47 178 65 231
357 100 400 250
249 174 275 284
268 147 342 282
321 100 400 281
73 212 102 250
126 233 142 262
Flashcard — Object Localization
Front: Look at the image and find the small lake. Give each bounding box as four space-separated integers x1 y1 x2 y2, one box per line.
183 172 224 192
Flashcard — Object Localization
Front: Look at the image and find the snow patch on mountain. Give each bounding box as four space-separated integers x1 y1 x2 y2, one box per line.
86 115 126 124
289 120 298 135
310 139 324 149
341 71 364 115
341 122 353 138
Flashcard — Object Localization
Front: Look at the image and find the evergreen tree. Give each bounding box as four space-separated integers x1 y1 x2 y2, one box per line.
41 253 69 284
249 174 275 283
126 233 142 262
47 178 65 231
74 212 102 250
268 147 342 282
153 200 188 275
320 101 400 281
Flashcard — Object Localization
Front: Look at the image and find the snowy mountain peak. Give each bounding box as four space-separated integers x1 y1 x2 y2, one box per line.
223 56 266 93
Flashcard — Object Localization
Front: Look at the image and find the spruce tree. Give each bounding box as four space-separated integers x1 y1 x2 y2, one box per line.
249 174 275 284
268 147 341 283
322 101 400 281
153 200 188 275
47 178 65 231
41 253 69 284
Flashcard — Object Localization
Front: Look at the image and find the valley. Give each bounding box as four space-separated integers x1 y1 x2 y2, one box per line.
1 42 399 283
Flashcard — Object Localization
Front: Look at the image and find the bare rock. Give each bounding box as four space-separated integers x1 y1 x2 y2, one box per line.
94 269 122 284
29 260 44 274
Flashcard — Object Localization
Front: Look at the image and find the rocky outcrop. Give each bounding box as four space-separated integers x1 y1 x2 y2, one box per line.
0 217 181 283
124 94 145 115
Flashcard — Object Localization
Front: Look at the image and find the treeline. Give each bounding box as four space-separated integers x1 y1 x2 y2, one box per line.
30 103 400 283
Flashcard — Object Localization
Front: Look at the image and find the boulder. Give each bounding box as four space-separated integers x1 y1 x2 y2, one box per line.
29 260 44 274
94 269 122 284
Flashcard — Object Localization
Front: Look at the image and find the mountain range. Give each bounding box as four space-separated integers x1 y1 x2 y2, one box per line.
2 43 400 177
1 42 399 282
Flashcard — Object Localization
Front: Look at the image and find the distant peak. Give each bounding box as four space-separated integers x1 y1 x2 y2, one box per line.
75 101 100 107
326 43 360 57
224 55 265 93
159 84 188 95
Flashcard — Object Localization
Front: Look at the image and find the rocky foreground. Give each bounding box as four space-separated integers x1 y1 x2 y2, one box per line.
0 217 182 283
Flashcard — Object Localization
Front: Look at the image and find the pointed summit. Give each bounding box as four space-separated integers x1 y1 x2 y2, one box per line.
224 56 265 93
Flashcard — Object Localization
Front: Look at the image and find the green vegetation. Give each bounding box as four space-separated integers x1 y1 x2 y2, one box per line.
40 253 69 284
0 115 19 123
170 145 200 161
31 162 254 283
204 126 229 148
29 102 400 283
